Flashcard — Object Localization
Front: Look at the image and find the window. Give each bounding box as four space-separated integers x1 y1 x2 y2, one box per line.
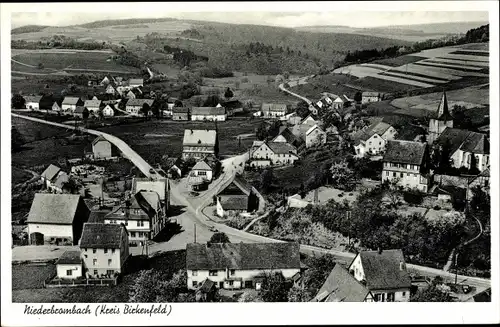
402 291 406 297
192 281 198 287
209 270 218 276
66 270 73 276
374 294 381 302
386 171 389 176
228 281 234 286
84 248 87 252
230 269 236 276
131 232 136 238
93 249 97 254
107 270 114 276
198 171 207 176
192 270 198 276
93 259 97 266
393 172 396 177
400 173 403 178
111 249 115 254
94 270 98 275
104 249 108 254
369 141 372 145
108 259 112 266
84 254 88 258
137 221 144 227
387 293 395 302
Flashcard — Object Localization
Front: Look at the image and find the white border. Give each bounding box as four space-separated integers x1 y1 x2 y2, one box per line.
1 2 499 326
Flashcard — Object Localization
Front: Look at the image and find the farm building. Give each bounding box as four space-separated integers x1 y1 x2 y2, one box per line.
215 174 265 217
23 95 43 110
92 136 112 159
79 223 130 278
261 103 287 118
182 129 219 160
128 78 144 88
351 121 397 157
26 193 90 245
190 107 227 121
291 124 327 148
188 160 214 191
126 89 142 100
84 99 102 115
52 100 63 112
73 106 86 118
40 164 62 189
125 99 154 116
106 84 117 95
56 250 83 280
62 97 84 113
272 126 304 148
186 242 300 291
102 104 115 117
172 107 190 120
301 114 321 126
362 92 383 104
131 177 170 212
249 141 299 167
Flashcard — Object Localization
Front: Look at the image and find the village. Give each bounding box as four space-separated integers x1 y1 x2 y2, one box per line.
9 17 492 304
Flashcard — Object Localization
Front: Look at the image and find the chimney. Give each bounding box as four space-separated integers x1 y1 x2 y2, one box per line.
377 247 382 254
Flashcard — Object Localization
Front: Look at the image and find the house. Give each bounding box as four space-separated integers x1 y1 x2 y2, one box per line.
351 121 397 157
92 136 112 159
316 95 333 110
105 84 116 95
362 92 383 104
301 114 321 126
195 279 218 302
434 128 490 172
284 112 302 125
312 264 374 302
291 124 327 148
182 129 219 160
188 160 214 191
272 126 304 148
249 141 299 167
186 242 301 290
103 190 166 245
55 250 83 280
23 95 43 110
84 99 102 115
50 171 70 193
428 91 454 144
79 223 129 278
126 89 142 100
190 107 227 121
52 99 63 112
216 174 265 217
73 106 86 118
131 178 169 212
40 164 62 189
27 193 90 245
172 107 190 120
125 99 154 116
261 103 287 118
332 96 345 110
128 78 144 88
382 140 430 192
102 104 115 117
348 249 412 302
100 76 111 86
62 97 84 113
221 99 243 116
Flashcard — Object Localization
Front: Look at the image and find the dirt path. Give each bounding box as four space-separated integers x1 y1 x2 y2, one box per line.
13 167 39 188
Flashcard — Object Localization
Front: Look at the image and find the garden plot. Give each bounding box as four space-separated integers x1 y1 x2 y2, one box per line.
390 65 461 81
368 73 435 88
414 60 483 72
431 57 489 67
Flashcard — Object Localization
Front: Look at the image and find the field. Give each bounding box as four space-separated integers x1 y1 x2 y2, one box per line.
12 263 56 290
331 43 489 94
289 74 361 101
12 167 33 185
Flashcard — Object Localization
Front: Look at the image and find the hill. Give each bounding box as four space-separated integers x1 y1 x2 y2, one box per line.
11 25 49 35
75 17 179 29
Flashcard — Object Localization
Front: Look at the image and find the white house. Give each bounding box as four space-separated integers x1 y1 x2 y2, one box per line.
26 193 90 245
191 160 214 182
105 84 116 95
351 121 397 157
128 78 144 88
362 92 383 104
304 124 327 148
382 140 430 192
125 99 154 116
186 242 301 290
84 99 102 115
182 129 219 160
131 178 170 213
79 223 129 278
40 164 62 189
249 141 299 167
52 100 63 112
100 76 111 86
102 104 115 117
435 128 490 172
348 249 411 302
215 174 265 218
23 95 42 110
92 136 112 159
62 97 84 114
190 107 227 121
261 103 287 118
56 250 83 279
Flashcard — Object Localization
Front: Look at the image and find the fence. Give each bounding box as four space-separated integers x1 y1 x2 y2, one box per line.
44 275 119 288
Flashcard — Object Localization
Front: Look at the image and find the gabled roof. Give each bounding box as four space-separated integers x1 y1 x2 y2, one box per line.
313 264 372 302
62 97 82 105
198 278 216 293
262 103 287 112
301 114 320 124
218 174 253 197
92 135 109 146
41 164 61 181
74 106 85 113
267 142 297 155
273 127 303 145
192 160 213 171
352 121 393 144
306 124 324 136
79 223 125 249
220 196 249 210
383 140 426 165
129 78 144 85
126 99 154 107
84 99 102 108
132 178 168 201
56 250 82 265
23 95 43 103
186 242 301 270
354 249 412 290
362 92 381 97
27 193 84 225
53 171 70 189
435 91 453 121
183 129 217 146
172 107 189 114
436 128 489 155
191 107 226 116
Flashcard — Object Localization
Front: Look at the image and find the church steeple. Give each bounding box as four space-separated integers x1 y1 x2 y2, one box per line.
437 91 453 121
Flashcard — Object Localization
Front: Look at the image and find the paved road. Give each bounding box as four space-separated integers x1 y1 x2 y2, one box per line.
12 113 157 179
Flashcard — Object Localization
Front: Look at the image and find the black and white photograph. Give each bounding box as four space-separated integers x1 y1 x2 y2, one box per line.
1 1 499 326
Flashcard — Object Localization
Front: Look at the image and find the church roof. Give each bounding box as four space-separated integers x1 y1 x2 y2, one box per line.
436 91 454 121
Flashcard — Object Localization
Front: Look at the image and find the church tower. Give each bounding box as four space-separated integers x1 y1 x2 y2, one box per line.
428 91 454 144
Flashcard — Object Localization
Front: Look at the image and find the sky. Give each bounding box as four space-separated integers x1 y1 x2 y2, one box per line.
10 9 489 29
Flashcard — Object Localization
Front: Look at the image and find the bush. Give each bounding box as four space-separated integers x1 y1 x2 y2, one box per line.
403 189 425 205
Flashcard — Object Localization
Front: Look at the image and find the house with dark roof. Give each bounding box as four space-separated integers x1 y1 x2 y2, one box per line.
102 104 115 117
23 95 43 110
40 164 62 189
172 106 190 120
50 171 70 194
190 107 227 121
195 279 218 302
56 250 83 279
186 242 301 290
61 97 84 114
362 91 383 104
382 140 430 192
261 103 287 118
125 99 154 116
291 124 327 148
312 264 374 302
351 121 397 157
103 190 166 245
300 114 321 126
348 249 412 302
435 128 490 172
182 129 219 160
272 126 304 148
131 177 169 212
249 141 299 168
215 174 265 217
428 91 454 144
27 193 90 245
79 223 129 278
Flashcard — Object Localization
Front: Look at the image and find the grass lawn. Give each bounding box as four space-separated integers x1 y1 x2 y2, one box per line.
12 263 56 290
12 250 186 303
351 75 419 93
12 167 33 185
372 55 428 67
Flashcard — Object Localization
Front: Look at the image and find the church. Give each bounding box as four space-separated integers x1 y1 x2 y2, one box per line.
427 91 454 144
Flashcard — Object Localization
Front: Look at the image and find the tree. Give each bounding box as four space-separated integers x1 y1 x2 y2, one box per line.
330 160 358 191
11 94 26 109
129 269 187 303
468 153 480 175
283 71 290 80
238 290 263 302
224 87 234 100
141 103 151 118
411 284 454 302
256 122 270 141
82 107 90 121
260 271 291 302
203 95 221 107
208 232 230 244
62 178 81 194
354 91 362 104
295 100 310 119
287 283 314 302
11 127 26 152
259 168 274 193
302 254 337 293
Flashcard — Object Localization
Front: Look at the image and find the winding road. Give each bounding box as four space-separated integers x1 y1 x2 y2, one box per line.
11 112 491 291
